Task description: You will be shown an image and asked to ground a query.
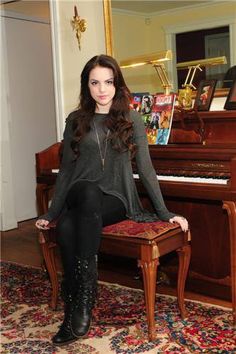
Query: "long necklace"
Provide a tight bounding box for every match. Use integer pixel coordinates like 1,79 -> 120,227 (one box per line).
93,121 -> 110,171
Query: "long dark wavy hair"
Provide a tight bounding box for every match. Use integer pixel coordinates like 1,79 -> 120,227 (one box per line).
71,54 -> 137,157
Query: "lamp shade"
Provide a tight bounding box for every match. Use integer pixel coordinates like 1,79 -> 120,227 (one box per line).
120,50 -> 172,69
176,56 -> 227,70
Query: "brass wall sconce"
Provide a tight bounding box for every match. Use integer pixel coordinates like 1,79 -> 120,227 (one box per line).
177,56 -> 227,109
71,6 -> 87,50
120,50 -> 173,95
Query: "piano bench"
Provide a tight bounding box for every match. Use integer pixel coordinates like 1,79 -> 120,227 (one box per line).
39,219 -> 191,342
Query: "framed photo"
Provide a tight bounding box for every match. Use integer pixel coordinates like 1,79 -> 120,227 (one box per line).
194,79 -> 217,111
224,80 -> 236,110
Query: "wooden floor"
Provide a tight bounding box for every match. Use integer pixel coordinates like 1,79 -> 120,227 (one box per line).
1,218 -> 232,309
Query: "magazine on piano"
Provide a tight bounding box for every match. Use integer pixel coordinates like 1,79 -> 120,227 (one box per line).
140,94 -> 154,129
130,92 -> 176,145
130,92 -> 149,113
130,93 -> 154,133
146,93 -> 176,145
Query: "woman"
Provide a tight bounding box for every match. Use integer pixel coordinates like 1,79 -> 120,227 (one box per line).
36,54 -> 188,346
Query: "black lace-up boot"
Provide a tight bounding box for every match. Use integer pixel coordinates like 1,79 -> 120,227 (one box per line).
52,282 -> 77,346
70,255 -> 98,338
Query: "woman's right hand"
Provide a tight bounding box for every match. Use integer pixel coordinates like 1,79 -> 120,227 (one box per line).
35,219 -> 50,230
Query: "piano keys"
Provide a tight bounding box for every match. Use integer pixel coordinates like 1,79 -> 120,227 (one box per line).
51,170 -> 229,184
133,174 -> 229,184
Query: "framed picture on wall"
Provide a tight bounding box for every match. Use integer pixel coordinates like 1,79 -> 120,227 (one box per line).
194,79 -> 217,111
224,80 -> 236,110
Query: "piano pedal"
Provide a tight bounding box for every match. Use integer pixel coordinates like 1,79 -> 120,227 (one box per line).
157,270 -> 170,285
133,269 -> 170,285
133,271 -> 141,280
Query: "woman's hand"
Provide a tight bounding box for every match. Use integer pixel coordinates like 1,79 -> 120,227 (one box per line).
35,219 -> 50,230
169,215 -> 189,232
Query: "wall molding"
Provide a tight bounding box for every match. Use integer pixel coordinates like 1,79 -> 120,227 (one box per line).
49,0 -> 65,141
111,1 -> 228,18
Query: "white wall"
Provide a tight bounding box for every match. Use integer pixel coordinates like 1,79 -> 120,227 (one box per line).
50,0 -> 106,139
1,12 -> 57,230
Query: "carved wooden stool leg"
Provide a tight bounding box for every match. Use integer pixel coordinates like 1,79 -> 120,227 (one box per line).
39,231 -> 59,310
139,257 -> 159,341
176,243 -> 191,318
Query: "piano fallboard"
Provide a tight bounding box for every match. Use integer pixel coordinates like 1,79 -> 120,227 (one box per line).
170,110 -> 236,145
148,144 -> 236,184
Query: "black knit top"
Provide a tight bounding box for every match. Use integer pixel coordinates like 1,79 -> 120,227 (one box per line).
41,110 -> 175,223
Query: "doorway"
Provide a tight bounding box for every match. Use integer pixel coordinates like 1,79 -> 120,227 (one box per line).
176,26 -> 230,88
1,1 -> 57,230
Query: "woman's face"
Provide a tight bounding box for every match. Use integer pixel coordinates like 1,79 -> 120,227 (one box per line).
88,65 -> 116,113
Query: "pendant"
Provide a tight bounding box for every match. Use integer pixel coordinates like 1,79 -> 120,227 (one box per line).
93,120 -> 109,172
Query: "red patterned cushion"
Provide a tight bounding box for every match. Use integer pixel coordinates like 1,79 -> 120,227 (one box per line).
102,220 -> 180,240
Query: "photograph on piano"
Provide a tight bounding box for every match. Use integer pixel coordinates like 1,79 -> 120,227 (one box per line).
193,79 -> 217,111
224,79 -> 236,110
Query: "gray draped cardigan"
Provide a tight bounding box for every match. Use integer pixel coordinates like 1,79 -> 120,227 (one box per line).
41,110 -> 175,223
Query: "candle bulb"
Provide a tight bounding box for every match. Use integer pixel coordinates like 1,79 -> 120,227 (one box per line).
74,6 -> 78,17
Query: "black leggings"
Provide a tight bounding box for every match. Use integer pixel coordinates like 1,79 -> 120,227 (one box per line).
56,180 -> 126,288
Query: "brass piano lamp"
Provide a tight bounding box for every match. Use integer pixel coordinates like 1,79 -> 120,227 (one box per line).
177,56 -> 227,109
120,50 -> 173,95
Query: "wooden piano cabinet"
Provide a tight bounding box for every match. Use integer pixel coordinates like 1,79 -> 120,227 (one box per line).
223,201 -> 236,326
165,198 -> 230,279
146,110 -> 236,325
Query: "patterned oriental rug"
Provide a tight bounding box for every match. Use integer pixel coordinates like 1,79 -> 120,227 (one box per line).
1,261 -> 236,354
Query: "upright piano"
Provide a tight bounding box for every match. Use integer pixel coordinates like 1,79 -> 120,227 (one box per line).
36,109 -> 236,323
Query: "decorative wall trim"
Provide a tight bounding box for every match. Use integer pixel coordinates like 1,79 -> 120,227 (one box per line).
49,0 -> 65,141
103,0 -> 114,56
111,1 -> 228,18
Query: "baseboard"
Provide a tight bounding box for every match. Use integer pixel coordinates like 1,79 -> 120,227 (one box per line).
0,213 -> 18,231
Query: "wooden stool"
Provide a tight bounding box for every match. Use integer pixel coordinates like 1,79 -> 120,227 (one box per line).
39,219 -> 191,341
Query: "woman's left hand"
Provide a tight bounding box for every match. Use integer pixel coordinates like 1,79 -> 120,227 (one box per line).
169,216 -> 189,232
